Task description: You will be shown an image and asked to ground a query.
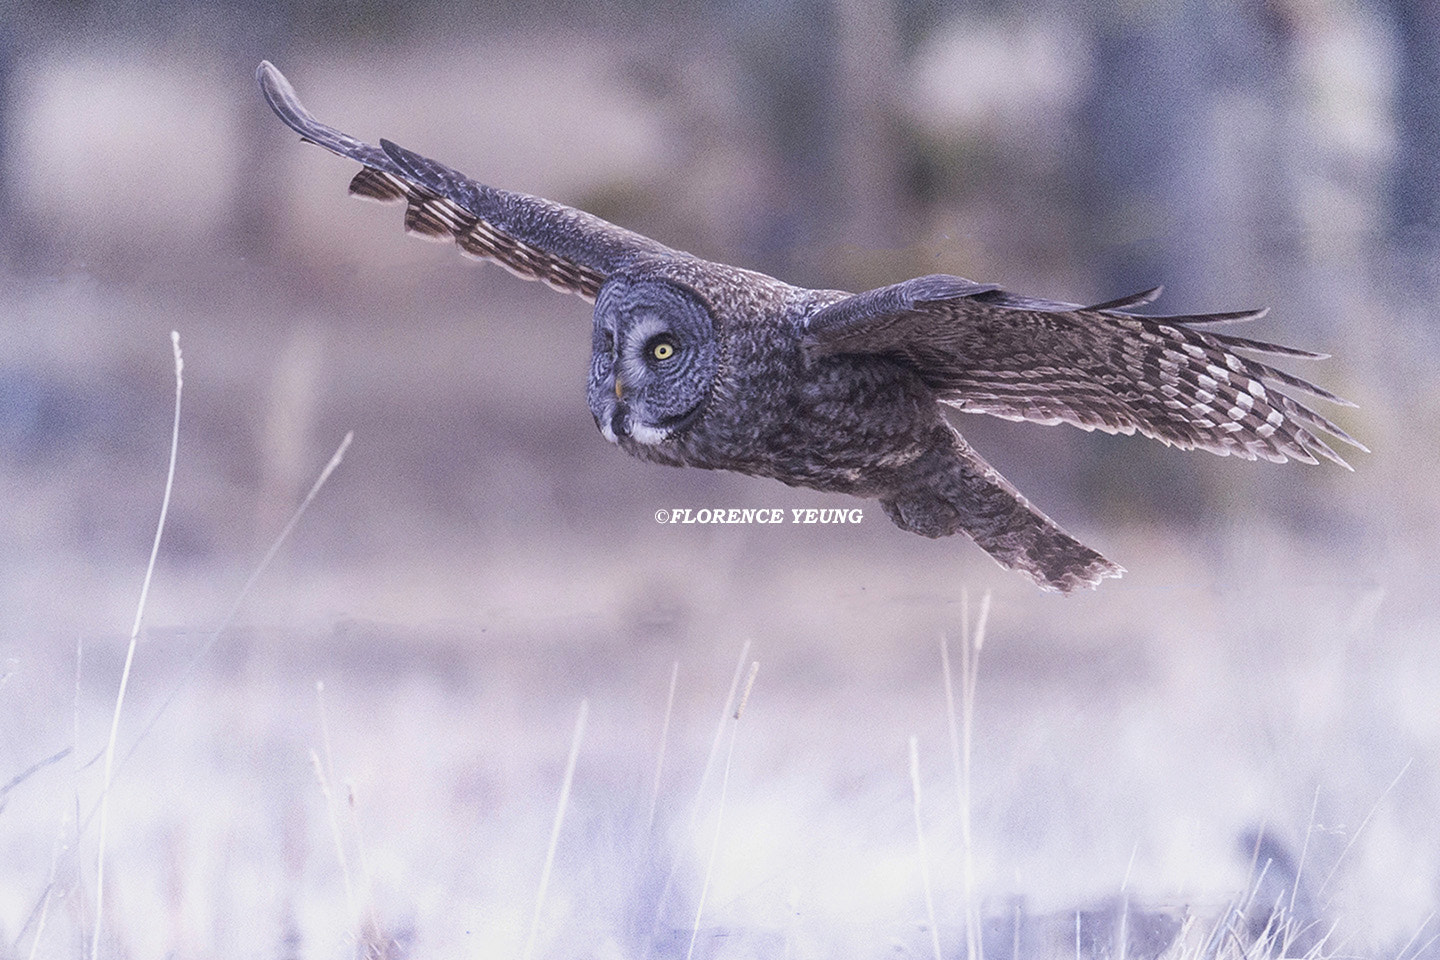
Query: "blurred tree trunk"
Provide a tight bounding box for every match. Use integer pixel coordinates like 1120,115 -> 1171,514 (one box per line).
0,22 -> 15,266
223,0 -> 292,260
1074,3 -> 1296,522
833,0 -> 904,251
723,0 -> 841,275
1387,1 -> 1440,293
1078,3 -> 1295,309
720,0 -> 904,282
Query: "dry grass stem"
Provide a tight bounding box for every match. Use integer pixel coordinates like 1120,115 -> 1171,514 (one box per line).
690,640 -> 753,835
647,661 -> 680,836
685,661 -> 759,960
309,746 -> 358,924
1293,787 -> 1319,914
735,660 -> 759,720
523,697 -> 589,960
0,747 -> 73,804
117,431 -> 354,777
1318,758 -> 1411,900
1282,785 -> 1322,957
943,588 -> 990,960
1118,842 -> 1138,960
647,641 -> 753,959
1392,911 -> 1435,960
19,808 -> 70,960
91,331 -> 183,960
910,736 -> 943,960
346,781 -> 380,937
311,680 -> 382,941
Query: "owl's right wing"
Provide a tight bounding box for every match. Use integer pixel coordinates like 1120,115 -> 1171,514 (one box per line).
257,61 -> 675,301
804,274 -> 1366,469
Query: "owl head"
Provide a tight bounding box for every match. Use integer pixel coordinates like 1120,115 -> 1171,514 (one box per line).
588,276 -> 720,446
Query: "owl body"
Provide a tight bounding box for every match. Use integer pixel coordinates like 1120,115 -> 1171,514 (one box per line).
590,261 -> 941,501
257,62 -> 1364,593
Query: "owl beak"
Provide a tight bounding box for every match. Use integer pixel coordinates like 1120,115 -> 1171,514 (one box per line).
614,375 -> 624,399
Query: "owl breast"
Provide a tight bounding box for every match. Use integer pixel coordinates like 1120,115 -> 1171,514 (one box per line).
689,340 -> 941,496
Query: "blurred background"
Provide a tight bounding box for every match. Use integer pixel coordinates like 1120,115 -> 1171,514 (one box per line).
1,1 -> 1438,958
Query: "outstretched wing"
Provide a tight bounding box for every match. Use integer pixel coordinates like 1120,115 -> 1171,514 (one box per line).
257,61 -> 675,301
804,275 -> 1366,469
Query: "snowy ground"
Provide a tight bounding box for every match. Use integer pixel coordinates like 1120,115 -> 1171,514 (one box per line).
1,294 -> 1434,957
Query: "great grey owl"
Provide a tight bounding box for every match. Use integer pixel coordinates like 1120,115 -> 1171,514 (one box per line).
257,61 -> 1363,593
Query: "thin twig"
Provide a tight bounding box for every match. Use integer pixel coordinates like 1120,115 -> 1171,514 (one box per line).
523,698 -> 588,960
941,630 -> 962,792
1310,918 -> 1345,960
91,331 -> 183,960
1292,785 -> 1319,916
734,661 -> 759,720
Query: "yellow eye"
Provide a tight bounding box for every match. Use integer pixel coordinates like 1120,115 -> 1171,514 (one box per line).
651,340 -> 675,361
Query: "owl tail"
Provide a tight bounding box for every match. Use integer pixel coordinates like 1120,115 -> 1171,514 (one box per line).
880,429 -> 1124,594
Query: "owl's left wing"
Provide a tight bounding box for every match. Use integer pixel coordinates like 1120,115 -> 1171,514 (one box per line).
257,61 -> 675,301
804,275 -> 1367,468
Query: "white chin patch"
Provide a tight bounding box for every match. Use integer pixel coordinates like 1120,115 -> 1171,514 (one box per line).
628,422 -> 671,446
598,415 -> 669,446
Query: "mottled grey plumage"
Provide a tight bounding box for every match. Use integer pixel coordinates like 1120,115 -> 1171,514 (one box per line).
257,61 -> 1365,593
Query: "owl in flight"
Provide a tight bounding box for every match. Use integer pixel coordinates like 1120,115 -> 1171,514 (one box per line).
257,61 -> 1363,593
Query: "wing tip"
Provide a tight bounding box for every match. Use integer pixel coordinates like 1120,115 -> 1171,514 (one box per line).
256,59 -> 324,142
1088,284 -> 1164,312
1040,556 -> 1126,595
256,60 -> 296,118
